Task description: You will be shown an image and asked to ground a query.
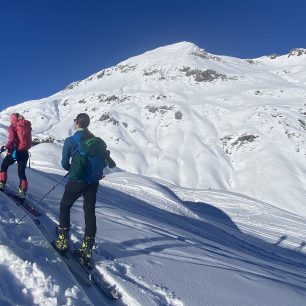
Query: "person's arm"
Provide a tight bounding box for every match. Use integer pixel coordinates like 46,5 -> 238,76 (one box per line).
5,126 -> 17,150
61,138 -> 72,171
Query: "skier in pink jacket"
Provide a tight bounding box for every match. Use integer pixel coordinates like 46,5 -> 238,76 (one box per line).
0,113 -> 32,199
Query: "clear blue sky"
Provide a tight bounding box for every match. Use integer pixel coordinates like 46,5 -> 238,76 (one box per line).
1,0 -> 305,109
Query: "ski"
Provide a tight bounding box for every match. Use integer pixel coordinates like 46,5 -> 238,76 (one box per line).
91,269 -> 122,299
1,190 -> 41,217
32,218 -> 91,286
52,242 -> 93,287
33,219 -> 121,300
72,252 -> 122,299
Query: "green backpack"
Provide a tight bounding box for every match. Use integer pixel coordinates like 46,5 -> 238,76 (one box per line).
69,135 -> 107,183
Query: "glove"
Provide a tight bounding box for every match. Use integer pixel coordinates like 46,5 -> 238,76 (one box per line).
105,150 -> 116,168
107,156 -> 117,168
0,146 -> 6,154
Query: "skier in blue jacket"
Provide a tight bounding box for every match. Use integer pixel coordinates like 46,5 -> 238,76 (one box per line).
54,113 -> 115,265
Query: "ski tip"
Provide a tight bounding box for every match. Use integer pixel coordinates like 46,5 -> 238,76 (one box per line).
111,288 -> 122,299
106,285 -> 122,300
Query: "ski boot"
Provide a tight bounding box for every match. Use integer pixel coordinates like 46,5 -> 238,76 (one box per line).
75,236 -> 95,266
17,187 -> 26,200
54,227 -> 69,253
17,179 -> 28,200
0,181 -> 5,191
0,172 -> 7,191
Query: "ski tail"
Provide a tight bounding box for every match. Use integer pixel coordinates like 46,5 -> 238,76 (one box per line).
1,190 -> 41,217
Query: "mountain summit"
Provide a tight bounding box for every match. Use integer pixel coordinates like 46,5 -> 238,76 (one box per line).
1,42 -> 306,215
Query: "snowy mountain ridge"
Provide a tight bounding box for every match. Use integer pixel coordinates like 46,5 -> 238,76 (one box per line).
1,41 -> 306,216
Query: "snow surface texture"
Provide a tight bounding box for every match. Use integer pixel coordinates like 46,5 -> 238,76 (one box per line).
0,149 -> 305,306
1,42 -> 306,216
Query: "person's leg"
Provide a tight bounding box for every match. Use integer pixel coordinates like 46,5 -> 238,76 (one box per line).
16,151 -> 29,197
77,182 -> 99,264
55,181 -> 86,251
0,155 -> 16,189
59,181 -> 85,229
83,182 -> 99,237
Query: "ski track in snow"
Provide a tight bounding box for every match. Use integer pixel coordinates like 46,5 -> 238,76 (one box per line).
99,176 -> 306,295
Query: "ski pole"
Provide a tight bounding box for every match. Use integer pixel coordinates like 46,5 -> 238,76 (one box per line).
15,173 -> 69,225
28,152 -> 31,168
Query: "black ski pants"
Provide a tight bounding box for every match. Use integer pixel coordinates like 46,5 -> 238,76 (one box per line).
1,151 -> 29,181
59,180 -> 99,237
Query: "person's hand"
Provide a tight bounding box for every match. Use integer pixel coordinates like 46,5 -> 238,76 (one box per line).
0,146 -> 6,154
105,150 -> 116,168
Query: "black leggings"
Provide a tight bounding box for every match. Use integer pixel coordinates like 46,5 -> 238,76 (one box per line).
59,180 -> 99,237
1,151 -> 29,181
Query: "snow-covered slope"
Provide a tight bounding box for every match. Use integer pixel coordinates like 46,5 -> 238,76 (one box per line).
1,42 -> 306,216
0,153 -> 305,306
